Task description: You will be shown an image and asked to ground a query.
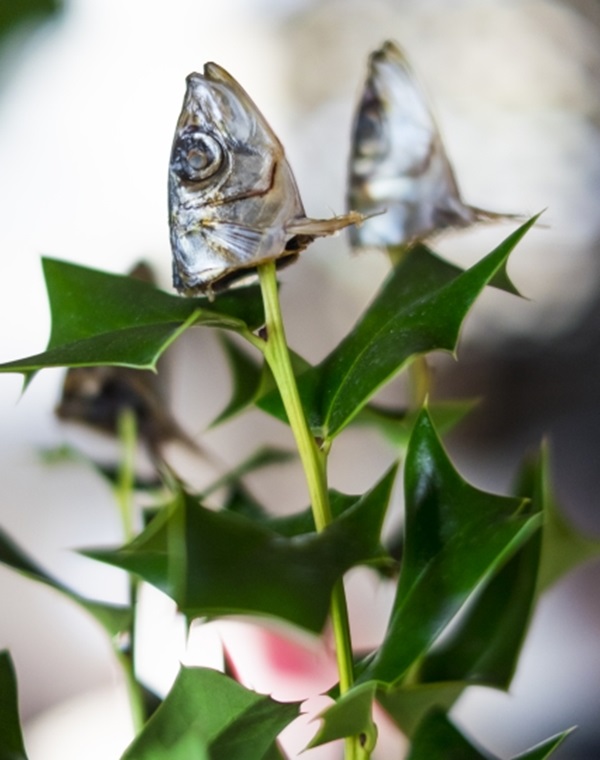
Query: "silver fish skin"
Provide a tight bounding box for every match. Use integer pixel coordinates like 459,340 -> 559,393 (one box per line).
169,62 -> 362,295
348,41 -> 509,250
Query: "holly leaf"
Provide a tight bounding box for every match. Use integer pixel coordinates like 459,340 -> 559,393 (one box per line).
120,667 -> 299,760
84,466 -> 397,633
259,218 -> 536,439
359,407 -> 540,685
415,447 -> 545,690
313,419 -> 544,744
308,683 -> 378,751
0,258 -> 264,378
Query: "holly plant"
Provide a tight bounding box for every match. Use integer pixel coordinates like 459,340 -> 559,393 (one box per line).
0,53 -> 598,760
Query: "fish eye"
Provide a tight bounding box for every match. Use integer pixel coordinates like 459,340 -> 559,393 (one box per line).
172,127 -> 225,181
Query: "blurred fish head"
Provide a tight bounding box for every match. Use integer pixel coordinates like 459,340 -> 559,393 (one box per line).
168,62 -> 307,295
56,365 -> 141,436
348,41 -> 473,250
56,364 -> 197,458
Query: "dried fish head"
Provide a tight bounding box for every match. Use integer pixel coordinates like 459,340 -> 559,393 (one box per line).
169,62 -> 362,295
348,41 -> 506,250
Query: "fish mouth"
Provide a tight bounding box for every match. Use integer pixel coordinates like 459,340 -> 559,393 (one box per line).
184,70 -> 217,103
203,61 -> 237,86
182,63 -> 258,144
365,40 -> 411,111
184,62 -> 235,88
181,72 -> 215,123
368,40 -> 410,89
370,40 -> 404,67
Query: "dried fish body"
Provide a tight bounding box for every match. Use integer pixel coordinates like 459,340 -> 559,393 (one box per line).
169,62 -> 362,295
348,40 -> 511,250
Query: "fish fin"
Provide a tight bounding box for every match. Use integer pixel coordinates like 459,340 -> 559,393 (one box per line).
203,222 -> 267,264
286,210 -> 365,238
463,206 -> 544,229
467,206 -> 527,223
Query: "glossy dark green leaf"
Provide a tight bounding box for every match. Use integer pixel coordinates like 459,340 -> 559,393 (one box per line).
415,534 -> 539,681
405,710 -> 488,759
84,466 -> 397,633
261,219 -> 536,438
359,407 -> 541,685
379,527 -> 541,735
0,258 -> 264,376
416,448 -> 544,690
308,683 -> 378,750
387,241 -> 523,298
0,528 -> 131,637
324,446 -> 552,739
120,667 -> 299,760
0,651 -> 28,760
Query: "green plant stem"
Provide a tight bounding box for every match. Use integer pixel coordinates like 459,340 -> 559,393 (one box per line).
389,243 -> 431,415
116,410 -> 145,734
116,410 -> 137,542
257,262 -> 363,758
257,264 -> 331,531
408,356 -> 430,410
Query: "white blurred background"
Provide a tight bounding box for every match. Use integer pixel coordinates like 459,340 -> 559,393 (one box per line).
1,0 -> 600,758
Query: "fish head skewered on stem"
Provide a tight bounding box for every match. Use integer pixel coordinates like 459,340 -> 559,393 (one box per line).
348,40 -> 520,252
169,62 -> 362,296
